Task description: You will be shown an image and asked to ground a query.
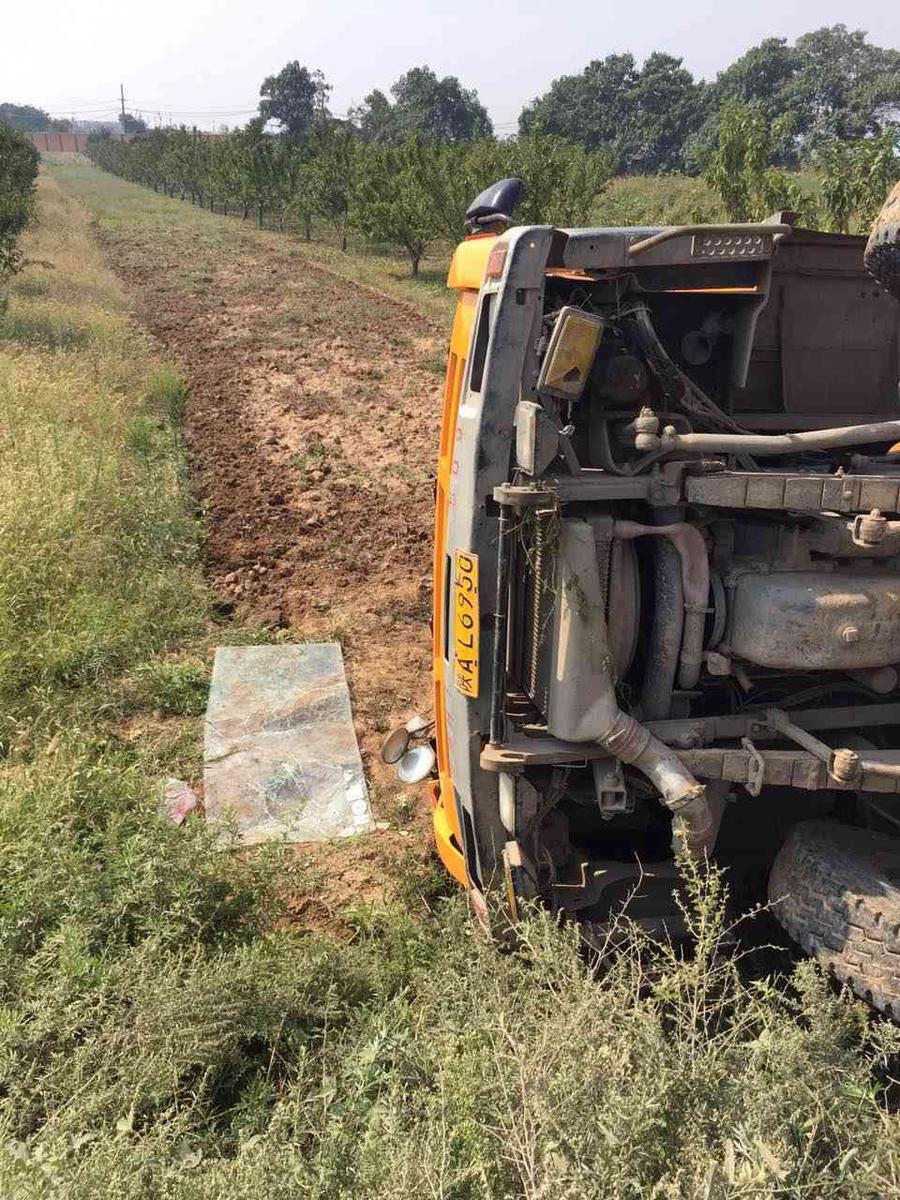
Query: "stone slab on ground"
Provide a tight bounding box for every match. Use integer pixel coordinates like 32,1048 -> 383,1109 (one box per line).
204,643 -> 372,844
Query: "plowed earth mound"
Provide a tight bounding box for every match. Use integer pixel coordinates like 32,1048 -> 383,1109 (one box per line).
92,206 -> 450,906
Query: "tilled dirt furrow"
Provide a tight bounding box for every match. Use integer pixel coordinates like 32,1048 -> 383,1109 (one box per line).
96,218 -> 447,794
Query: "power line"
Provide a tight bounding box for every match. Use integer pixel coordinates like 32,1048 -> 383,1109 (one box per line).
44,104 -> 129,114
127,103 -> 260,114
43,92 -> 521,130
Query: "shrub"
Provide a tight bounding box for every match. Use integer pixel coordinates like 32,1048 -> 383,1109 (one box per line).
0,124 -> 39,281
817,130 -> 899,233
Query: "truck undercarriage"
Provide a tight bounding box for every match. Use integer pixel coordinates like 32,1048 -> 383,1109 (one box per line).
428,187 -> 900,1012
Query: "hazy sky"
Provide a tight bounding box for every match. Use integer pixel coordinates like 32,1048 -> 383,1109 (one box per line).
4,0 -> 899,130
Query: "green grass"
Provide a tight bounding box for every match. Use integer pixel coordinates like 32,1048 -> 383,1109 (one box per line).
0,175 -> 209,749
3,167 -> 900,1199
592,174 -> 726,227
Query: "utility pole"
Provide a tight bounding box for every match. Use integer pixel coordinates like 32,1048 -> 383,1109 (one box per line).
119,83 -> 126,123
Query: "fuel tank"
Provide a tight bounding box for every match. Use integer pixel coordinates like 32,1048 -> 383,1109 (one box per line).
729,570 -> 900,670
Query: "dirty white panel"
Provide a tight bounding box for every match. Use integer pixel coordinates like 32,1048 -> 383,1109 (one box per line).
204,643 -> 372,844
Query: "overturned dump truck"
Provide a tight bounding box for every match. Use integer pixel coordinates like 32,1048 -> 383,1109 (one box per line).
415,178 -> 900,1013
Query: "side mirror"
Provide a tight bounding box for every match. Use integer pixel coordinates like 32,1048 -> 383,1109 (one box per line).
465,177 -> 524,234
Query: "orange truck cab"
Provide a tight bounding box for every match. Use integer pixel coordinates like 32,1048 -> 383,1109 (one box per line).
417,177 -> 900,1008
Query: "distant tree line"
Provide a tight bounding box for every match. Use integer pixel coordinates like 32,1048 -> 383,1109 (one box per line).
6,23 -> 899,174
248,28 -> 898,172
0,102 -> 147,136
0,103 -> 74,133
520,25 -> 900,173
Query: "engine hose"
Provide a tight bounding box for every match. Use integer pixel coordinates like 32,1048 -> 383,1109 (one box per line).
612,520 -> 709,691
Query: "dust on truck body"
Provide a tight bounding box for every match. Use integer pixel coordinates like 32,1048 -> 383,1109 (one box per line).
427,178 -> 900,1011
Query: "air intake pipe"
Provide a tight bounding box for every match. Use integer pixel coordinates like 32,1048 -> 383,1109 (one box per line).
546,519 -> 714,858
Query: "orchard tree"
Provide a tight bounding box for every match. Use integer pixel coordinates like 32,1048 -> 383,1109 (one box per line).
285,149 -> 320,240
312,124 -> 356,249
704,101 -> 811,222
259,62 -> 330,141
429,140 -> 505,239
351,135 -> 442,275
818,131 -> 899,232
130,127 -> 171,192
0,124 -> 39,279
429,135 -> 613,241
162,126 -> 205,203
505,136 -> 614,226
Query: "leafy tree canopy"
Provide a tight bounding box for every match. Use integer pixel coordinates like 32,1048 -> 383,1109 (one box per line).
351,134 -> 442,275
711,38 -> 801,121
701,26 -> 900,158
788,25 -> 900,143
258,61 -> 331,141
519,52 -> 705,173
351,66 -> 492,143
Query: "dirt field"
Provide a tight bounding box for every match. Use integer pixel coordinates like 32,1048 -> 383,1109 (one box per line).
140,220 -> 435,735
50,166 -> 453,907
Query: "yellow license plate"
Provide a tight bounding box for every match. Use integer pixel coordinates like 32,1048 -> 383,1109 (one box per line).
453,549 -> 480,698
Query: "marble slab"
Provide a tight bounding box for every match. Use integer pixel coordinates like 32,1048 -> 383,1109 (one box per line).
204,643 -> 372,844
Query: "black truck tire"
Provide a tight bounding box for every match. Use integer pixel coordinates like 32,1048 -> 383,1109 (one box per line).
768,820 -> 900,1017
865,180 -> 900,299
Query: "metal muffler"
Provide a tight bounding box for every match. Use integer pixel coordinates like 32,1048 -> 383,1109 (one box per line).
546,519 -> 715,858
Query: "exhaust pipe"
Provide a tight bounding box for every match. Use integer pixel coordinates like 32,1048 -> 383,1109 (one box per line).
546,519 -> 715,858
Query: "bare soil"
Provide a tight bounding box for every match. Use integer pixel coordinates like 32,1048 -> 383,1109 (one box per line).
92,207 -> 450,904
